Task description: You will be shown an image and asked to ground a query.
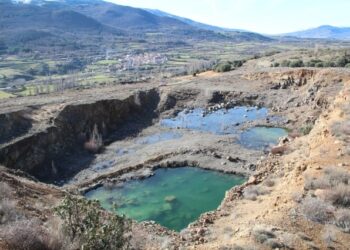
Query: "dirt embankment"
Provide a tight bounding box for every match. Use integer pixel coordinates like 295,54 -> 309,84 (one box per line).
183,75 -> 350,250
0,110 -> 32,144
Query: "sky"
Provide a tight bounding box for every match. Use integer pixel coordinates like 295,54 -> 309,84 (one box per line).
107,0 -> 350,34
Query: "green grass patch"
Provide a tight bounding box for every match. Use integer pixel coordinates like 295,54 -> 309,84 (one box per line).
95,60 -> 119,66
0,90 -> 15,99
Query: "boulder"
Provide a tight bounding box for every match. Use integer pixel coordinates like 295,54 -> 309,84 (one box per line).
271,145 -> 287,155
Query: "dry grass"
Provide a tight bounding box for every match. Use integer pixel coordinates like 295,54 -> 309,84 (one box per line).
322,225 -> 337,248
300,197 -> 334,224
0,183 -> 12,200
252,226 -> 285,248
331,121 -> 350,143
291,191 -> 303,203
304,167 -> 350,190
252,226 -> 276,244
0,219 -> 50,250
0,216 -> 74,250
324,184 -> 350,207
0,199 -> 24,224
334,209 -> 350,233
263,178 -> 275,187
243,185 -> 270,201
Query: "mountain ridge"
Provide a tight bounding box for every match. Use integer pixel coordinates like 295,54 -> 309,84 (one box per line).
2,0 -> 273,44
284,25 -> 350,40
144,8 -> 246,33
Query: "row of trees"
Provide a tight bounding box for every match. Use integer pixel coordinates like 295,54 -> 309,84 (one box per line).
213,60 -> 246,73
272,55 -> 350,68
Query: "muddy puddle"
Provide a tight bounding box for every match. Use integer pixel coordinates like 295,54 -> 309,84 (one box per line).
86,167 -> 245,231
160,106 -> 268,135
239,127 -> 288,150
136,131 -> 182,145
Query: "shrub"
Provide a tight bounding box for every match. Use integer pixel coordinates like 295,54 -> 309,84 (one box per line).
335,56 -> 348,67
232,60 -> 245,68
300,197 -> 334,224
0,219 -> 51,250
252,226 -> 277,245
280,60 -> 291,67
292,192 -> 303,203
322,225 -> 337,248
345,63 -> 350,68
334,209 -> 350,233
55,194 -> 130,250
265,239 -> 284,249
332,121 -> 350,143
290,60 -> 304,68
304,167 -> 350,191
304,175 -> 330,190
218,245 -> 247,250
324,61 -> 336,67
323,167 -> 350,186
84,124 -> 103,153
243,185 -> 269,201
0,199 -> 24,224
324,184 -> 350,207
252,226 -> 285,248
263,178 -> 275,187
306,61 -> 315,67
306,59 -> 324,67
214,62 -> 232,72
0,183 -> 12,200
315,62 -> 325,68
299,123 -> 313,135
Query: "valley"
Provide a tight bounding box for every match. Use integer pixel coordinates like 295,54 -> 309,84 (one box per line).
0,0 -> 350,249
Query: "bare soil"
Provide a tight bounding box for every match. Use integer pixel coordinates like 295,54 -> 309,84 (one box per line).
1,55 -> 349,249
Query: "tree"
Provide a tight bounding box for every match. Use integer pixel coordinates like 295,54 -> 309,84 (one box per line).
290,60 -> 304,67
232,60 -> 245,68
315,62 -> 324,68
280,60 -> 291,67
214,61 -> 232,72
55,194 -> 130,250
336,56 -> 348,67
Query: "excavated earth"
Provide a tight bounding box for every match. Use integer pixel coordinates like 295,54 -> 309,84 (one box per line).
0,59 -> 350,249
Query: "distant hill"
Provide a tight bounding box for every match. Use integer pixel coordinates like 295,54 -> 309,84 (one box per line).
68,1 -> 191,31
284,25 -> 350,40
144,9 -> 246,32
2,0 -> 273,45
1,2 -> 103,32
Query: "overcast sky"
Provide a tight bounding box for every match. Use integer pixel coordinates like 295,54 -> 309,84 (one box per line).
107,0 -> 350,34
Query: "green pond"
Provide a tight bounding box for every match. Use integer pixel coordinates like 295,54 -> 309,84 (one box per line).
86,167 -> 245,231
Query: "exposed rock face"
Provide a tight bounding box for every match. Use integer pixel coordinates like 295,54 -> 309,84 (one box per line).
0,89 -> 160,182
0,110 -> 32,144
208,91 -> 259,106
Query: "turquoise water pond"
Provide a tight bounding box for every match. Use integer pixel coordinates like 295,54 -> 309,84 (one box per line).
86,167 -> 245,231
239,127 -> 288,150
